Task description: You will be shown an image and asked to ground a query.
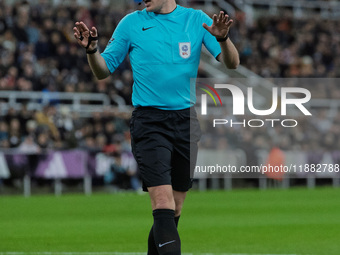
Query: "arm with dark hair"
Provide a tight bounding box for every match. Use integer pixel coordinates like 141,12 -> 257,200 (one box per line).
216,38 -> 239,69
203,11 -> 239,69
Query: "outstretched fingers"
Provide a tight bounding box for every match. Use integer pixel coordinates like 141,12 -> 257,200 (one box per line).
73,21 -> 92,47
90,26 -> 98,37
76,21 -> 89,33
222,14 -> 228,23
226,19 -> 233,29
203,12 -> 234,35
219,11 -> 224,22
73,27 -> 80,38
73,27 -> 84,44
217,12 -> 234,29
212,14 -> 218,25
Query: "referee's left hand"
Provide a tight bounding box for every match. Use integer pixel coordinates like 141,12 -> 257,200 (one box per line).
203,11 -> 233,40
73,21 -> 98,51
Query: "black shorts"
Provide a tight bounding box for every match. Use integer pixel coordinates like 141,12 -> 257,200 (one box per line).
130,106 -> 201,192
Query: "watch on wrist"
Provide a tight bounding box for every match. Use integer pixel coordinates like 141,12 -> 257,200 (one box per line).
86,48 -> 98,54
216,33 -> 229,42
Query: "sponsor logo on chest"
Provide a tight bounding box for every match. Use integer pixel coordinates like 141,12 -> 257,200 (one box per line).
179,42 -> 191,59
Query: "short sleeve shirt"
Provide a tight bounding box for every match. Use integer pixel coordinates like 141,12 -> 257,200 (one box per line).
101,5 -> 221,110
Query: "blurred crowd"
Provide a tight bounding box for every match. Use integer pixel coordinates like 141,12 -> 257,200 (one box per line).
0,0 -> 139,188
0,103 -> 132,151
233,11 -> 340,99
0,0 -> 134,105
0,103 -> 140,189
198,110 -> 340,151
201,7 -> 340,156
1,0 -> 340,164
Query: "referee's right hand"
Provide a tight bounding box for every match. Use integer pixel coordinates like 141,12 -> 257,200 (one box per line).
73,21 -> 98,51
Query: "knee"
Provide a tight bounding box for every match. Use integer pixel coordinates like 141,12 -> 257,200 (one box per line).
148,185 -> 175,210
154,198 -> 175,210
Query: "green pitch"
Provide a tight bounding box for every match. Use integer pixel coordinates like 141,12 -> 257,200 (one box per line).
0,187 -> 339,255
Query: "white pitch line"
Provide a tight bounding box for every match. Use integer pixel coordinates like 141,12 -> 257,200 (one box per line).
0,252 -> 301,255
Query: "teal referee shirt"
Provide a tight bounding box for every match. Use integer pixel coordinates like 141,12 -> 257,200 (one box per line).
101,5 -> 221,110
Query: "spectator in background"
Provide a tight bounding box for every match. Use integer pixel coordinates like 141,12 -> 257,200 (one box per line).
0,121 -> 9,144
8,118 -> 21,148
34,105 -> 60,141
18,135 -> 40,153
103,143 -> 140,191
25,120 -> 37,138
36,131 -> 51,150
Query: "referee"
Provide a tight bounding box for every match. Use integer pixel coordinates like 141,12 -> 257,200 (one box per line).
73,0 -> 239,254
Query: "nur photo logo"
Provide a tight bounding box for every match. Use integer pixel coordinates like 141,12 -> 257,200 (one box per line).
197,81 -> 312,128
197,82 -> 223,115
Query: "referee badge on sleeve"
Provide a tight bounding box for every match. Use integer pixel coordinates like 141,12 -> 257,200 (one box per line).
179,42 -> 191,59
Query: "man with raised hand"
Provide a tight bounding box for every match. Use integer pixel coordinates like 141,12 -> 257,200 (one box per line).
73,0 -> 239,254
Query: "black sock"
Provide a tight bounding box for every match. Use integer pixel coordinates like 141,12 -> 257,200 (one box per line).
148,215 -> 181,255
153,209 -> 181,255
148,225 -> 158,255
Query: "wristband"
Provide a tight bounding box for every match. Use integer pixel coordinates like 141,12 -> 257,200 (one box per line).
78,32 -> 98,49
86,48 -> 98,54
216,34 -> 229,42
86,35 -> 98,49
